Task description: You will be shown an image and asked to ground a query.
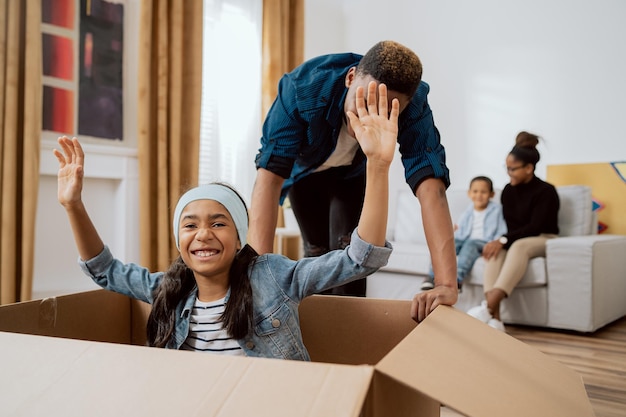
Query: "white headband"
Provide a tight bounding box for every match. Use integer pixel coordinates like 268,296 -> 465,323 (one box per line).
172,184 -> 248,250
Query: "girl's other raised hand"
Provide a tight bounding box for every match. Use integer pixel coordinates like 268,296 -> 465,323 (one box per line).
346,81 -> 399,167
53,136 -> 85,208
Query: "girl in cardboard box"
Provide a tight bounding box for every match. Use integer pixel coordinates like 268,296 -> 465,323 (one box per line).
54,82 -> 396,360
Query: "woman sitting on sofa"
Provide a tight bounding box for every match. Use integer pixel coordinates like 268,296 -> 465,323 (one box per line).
467,131 -> 560,331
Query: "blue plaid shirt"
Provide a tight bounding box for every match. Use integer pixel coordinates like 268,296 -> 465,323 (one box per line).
255,53 -> 450,203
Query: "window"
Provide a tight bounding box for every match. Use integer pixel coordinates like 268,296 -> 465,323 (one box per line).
199,0 -> 262,203
41,0 -> 125,143
41,0 -> 76,136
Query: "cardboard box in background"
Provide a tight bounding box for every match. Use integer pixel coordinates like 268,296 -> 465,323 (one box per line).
0,290 -> 595,417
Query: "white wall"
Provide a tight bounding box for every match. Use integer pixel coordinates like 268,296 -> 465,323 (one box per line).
35,142 -> 139,299
305,0 -> 626,192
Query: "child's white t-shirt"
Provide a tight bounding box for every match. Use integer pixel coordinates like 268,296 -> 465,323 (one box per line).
469,209 -> 486,240
181,296 -> 244,356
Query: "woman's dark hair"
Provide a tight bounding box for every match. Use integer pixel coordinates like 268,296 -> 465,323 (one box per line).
510,131 -> 541,167
470,176 -> 494,192
146,183 -> 257,348
357,40 -> 422,97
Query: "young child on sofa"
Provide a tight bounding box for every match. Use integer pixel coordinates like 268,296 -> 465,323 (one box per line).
420,176 -> 507,292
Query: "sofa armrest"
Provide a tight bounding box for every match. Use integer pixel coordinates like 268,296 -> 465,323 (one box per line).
546,234 -> 626,332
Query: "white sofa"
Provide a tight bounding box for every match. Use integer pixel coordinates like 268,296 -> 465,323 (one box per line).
367,184 -> 626,332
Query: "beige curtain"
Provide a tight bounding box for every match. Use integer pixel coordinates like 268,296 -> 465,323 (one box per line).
262,0 -> 304,118
137,0 -> 203,272
262,0 -> 304,235
0,0 -> 41,305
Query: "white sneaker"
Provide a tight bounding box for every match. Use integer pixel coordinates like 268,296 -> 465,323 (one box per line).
467,301 -> 492,323
487,318 -> 506,332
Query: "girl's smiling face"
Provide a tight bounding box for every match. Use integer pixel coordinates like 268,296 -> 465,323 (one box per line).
177,199 -> 241,281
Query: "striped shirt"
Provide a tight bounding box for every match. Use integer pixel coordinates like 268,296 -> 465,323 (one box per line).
181,297 -> 244,356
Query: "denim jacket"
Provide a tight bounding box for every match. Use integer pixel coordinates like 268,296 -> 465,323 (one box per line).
454,201 -> 507,242
79,229 -> 391,361
255,53 -> 450,203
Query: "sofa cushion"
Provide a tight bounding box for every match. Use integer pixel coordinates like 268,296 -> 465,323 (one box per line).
392,185 -> 594,243
556,185 -> 594,236
383,241 -> 431,275
393,190 -> 425,244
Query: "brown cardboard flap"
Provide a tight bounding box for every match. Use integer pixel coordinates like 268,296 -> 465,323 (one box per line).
376,306 -> 595,417
0,331 -> 374,417
300,295 -> 417,365
0,290 -> 131,344
365,371 -> 439,417
130,298 -> 151,346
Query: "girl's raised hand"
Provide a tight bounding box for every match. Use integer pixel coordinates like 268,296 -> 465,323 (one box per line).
346,81 -> 399,166
53,136 -> 85,207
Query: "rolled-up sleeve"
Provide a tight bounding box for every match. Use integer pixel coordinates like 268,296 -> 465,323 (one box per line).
255,75 -> 305,178
254,228 -> 392,300
347,229 -> 393,268
397,82 -> 450,192
78,245 -> 162,303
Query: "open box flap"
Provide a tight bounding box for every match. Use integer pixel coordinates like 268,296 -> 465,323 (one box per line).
0,331 -> 374,417
299,295 -> 417,365
375,306 -> 595,417
0,290 -> 131,343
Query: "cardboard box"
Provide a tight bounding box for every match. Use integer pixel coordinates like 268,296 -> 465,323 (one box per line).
0,290 -> 594,416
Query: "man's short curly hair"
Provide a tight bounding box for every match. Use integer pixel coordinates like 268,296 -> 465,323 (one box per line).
356,40 -> 422,97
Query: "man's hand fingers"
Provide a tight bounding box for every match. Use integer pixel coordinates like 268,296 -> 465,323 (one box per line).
389,97 -> 400,123
355,86 -> 368,118
411,287 -> 458,323
367,81 -> 378,115
377,83 -> 388,118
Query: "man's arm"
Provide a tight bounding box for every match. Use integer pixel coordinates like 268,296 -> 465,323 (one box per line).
411,177 -> 458,322
247,168 -> 285,254
419,178 -> 457,287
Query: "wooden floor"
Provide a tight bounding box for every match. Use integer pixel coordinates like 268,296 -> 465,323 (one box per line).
441,316 -> 626,417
